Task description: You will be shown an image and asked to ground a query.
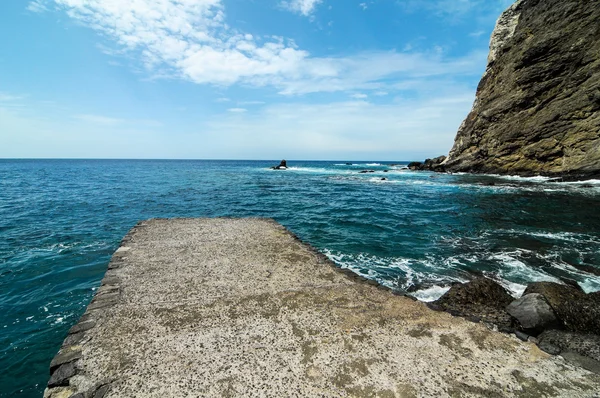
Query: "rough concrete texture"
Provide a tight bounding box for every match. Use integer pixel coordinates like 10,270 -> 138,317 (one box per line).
45,218 -> 600,397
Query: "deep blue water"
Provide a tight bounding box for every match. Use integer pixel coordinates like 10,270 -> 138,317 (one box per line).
1,159 -> 600,396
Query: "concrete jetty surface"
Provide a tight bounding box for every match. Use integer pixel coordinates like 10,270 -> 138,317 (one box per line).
45,218 -> 600,397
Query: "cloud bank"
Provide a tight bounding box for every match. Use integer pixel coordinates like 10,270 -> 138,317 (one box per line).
33,0 -> 485,95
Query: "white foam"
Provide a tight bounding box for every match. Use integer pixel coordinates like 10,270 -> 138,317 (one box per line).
579,279 -> 600,294
410,285 -> 451,302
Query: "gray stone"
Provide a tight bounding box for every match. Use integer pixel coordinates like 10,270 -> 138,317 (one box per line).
47,362 -> 76,387
538,329 -> 600,362
514,331 -> 529,342
524,282 -> 600,334
506,293 -> 558,333
49,346 -> 82,373
69,320 -> 96,335
560,351 -> 600,375
94,384 -> 110,398
538,341 -> 561,355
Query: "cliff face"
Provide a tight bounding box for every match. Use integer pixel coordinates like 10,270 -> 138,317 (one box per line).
444,0 -> 600,178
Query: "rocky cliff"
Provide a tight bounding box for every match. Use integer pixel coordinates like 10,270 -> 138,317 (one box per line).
444,0 -> 600,178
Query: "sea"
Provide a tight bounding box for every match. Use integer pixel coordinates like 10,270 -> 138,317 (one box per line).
1,159 -> 600,397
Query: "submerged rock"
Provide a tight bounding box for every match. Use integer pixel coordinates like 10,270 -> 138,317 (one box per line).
444,0 -> 600,178
506,293 -> 559,334
524,282 -> 600,334
431,277 -> 515,331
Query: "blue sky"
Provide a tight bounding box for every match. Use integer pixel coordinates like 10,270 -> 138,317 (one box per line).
0,0 -> 513,160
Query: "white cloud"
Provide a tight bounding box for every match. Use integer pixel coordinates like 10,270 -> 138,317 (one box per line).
281,0 -> 323,16
27,0 -> 48,13
351,93 -> 368,99
359,3 -> 368,11
238,101 -> 265,105
400,0 -> 514,21
73,114 -> 124,125
227,108 -> 247,113
31,0 -> 486,95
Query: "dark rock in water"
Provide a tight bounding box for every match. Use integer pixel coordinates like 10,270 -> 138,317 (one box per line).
506,293 -> 559,334
359,170 -> 375,174
408,156 -> 447,172
432,277 -> 515,331
381,178 -> 387,181
272,160 -> 287,170
537,329 -> 600,363
407,162 -> 423,171
345,163 -> 352,165
422,156 -> 447,172
444,0 -> 600,179
383,170 -> 389,173
524,282 -> 600,334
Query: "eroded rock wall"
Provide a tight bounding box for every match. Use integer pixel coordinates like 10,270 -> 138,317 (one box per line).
444,0 -> 600,178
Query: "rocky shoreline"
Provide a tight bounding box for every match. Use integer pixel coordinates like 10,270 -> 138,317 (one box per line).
427,277 -> 600,374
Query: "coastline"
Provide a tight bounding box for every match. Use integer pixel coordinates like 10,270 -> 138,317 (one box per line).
44,218 -> 600,397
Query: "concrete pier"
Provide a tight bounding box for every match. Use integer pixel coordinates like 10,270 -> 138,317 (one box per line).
45,218 -> 600,397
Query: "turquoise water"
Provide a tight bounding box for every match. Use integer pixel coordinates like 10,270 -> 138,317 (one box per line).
1,159 -> 600,396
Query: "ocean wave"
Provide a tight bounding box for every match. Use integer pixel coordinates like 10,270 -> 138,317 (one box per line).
410,285 -> 451,302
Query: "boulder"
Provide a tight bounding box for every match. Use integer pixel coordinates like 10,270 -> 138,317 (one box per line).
524,282 -> 600,334
538,329 -> 600,363
506,293 -> 559,334
407,162 -> 423,171
431,277 -> 515,331
422,156 -> 447,172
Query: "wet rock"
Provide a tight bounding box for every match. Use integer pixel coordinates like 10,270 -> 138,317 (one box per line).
537,329 -> 600,363
506,293 -> 559,334
524,282 -> 600,334
432,277 -> 515,331
271,160 -> 287,170
358,170 -> 375,173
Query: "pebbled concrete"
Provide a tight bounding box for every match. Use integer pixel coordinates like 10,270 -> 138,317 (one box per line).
45,218 -> 600,397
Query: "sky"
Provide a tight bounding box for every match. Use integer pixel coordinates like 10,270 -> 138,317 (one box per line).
0,0 -> 514,160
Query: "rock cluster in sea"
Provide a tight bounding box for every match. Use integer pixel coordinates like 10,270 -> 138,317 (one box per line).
441,0 -> 600,178
428,278 -> 600,373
